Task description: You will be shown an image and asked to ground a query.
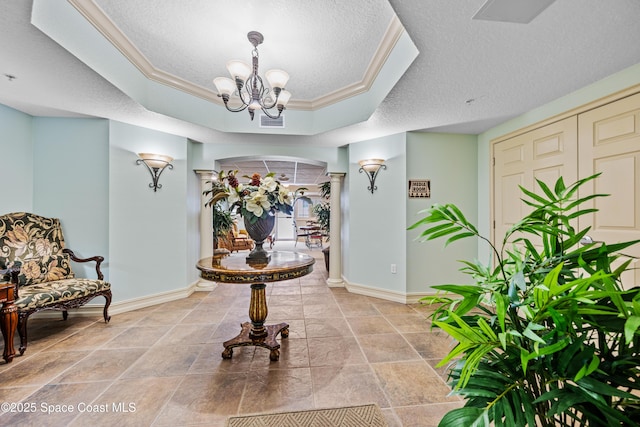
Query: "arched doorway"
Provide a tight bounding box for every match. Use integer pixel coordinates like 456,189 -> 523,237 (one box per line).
197,155 -> 344,287
216,156 -> 329,243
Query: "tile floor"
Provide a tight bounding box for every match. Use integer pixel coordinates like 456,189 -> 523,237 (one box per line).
0,245 -> 462,426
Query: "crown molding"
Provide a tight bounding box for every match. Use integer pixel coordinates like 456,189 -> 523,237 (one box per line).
289,15 -> 404,111
69,0 -> 404,111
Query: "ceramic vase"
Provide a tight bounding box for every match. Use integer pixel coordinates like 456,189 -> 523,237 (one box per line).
244,214 -> 275,264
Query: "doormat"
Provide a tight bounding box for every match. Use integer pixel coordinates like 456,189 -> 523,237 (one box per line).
225,403 -> 387,427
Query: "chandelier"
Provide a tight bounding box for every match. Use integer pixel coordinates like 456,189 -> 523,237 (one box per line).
213,31 -> 291,121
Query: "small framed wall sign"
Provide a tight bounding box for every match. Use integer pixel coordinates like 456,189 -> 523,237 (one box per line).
408,179 -> 431,198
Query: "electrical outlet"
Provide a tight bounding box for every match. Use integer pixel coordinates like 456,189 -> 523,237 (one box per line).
390,264 -> 397,274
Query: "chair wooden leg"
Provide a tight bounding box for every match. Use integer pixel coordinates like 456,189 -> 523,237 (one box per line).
103,291 -> 112,323
17,312 -> 29,355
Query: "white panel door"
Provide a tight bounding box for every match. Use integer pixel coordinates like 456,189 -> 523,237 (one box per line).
578,92 -> 640,287
493,117 -> 578,250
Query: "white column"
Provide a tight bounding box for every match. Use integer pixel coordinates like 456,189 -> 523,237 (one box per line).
327,173 -> 345,287
195,170 -> 216,290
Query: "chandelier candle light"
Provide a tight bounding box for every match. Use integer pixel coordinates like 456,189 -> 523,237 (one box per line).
213,31 -> 291,121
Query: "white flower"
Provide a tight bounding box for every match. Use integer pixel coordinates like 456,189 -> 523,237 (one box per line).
218,172 -> 295,222
278,187 -> 292,205
245,190 -> 271,218
227,188 -> 241,205
260,176 -> 277,192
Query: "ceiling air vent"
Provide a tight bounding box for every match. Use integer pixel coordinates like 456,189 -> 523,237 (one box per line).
259,114 -> 285,128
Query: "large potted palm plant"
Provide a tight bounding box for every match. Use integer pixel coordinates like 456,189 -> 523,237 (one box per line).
409,174 -> 640,426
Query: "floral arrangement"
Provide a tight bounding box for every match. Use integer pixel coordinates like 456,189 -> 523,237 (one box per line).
209,170 -> 294,224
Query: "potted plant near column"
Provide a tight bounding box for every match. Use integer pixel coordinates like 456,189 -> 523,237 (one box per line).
409,174 -> 640,426
211,204 -> 234,254
204,175 -> 234,255
313,180 -> 331,271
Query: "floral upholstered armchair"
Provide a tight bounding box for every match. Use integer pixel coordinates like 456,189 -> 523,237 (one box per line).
0,212 -> 112,357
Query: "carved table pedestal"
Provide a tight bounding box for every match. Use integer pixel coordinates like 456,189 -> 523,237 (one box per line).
197,251 -> 314,361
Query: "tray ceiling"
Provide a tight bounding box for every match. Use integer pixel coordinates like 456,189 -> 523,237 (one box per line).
31,0 -> 418,135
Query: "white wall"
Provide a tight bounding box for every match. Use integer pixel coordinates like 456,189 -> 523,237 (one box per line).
0,104 -> 33,213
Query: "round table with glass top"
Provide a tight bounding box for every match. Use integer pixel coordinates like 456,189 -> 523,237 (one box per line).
196,251 -> 315,361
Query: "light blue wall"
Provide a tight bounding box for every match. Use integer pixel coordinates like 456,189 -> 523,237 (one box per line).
3,60 -> 638,307
0,107 -> 197,305
406,132 -> 478,293
344,132 -> 478,297
187,139 -> 203,285
346,133 -> 407,293
108,121 -> 190,302
32,117 -> 110,279
0,105 -> 33,213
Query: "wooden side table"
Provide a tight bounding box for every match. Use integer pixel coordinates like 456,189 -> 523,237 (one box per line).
0,277 -> 18,363
197,251 -> 315,361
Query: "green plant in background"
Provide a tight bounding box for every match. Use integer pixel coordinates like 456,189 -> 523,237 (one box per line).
203,172 -> 234,250
409,174 -> 640,426
312,180 -> 331,237
211,205 -> 234,247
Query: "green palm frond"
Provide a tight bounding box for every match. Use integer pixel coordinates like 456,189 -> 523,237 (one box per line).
411,174 -> 640,426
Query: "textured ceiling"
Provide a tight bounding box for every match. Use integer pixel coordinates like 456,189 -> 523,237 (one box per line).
1,0 -> 640,148
93,0 -> 394,101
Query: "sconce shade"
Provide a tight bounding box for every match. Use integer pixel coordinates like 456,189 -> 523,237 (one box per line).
138,153 -> 173,169
136,153 -> 174,192
358,159 -> 386,194
358,159 -> 385,173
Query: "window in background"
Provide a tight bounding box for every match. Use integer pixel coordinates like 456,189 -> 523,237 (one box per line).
296,198 -> 312,218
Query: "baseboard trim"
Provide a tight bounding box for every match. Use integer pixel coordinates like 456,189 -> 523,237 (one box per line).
344,281 -> 434,304
405,292 -> 434,304
29,282 -> 199,318
28,280 -> 435,320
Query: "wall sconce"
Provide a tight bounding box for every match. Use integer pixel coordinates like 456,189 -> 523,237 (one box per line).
136,153 -> 173,192
358,159 -> 386,193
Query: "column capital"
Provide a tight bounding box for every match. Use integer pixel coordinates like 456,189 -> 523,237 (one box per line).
195,169 -> 216,180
